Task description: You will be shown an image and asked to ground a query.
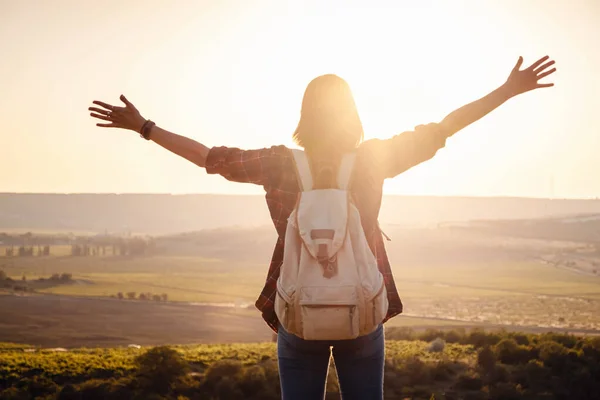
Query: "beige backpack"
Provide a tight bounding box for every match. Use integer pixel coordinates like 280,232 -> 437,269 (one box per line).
275,149 -> 389,340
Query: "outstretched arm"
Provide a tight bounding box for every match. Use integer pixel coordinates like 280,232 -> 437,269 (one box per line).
440,55 -> 556,137
89,95 -> 210,167
374,55 -> 557,179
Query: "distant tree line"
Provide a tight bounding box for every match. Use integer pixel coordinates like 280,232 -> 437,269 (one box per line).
112,291 -> 168,302
0,232 -> 65,247
4,246 -> 50,257
0,270 -> 73,292
70,237 -> 157,257
1,231 -> 159,258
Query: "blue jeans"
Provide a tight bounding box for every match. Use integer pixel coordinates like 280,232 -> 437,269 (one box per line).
277,323 -> 385,400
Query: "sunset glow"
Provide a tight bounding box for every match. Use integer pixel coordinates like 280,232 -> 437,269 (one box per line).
1,0 -> 598,198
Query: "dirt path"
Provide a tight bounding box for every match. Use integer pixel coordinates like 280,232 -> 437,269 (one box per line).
0,293 -> 272,348
2,293 -> 598,349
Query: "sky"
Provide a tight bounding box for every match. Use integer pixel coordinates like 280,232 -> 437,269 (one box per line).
1,0 -> 599,198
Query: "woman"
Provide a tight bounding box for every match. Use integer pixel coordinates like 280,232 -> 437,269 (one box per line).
89,55 -> 555,399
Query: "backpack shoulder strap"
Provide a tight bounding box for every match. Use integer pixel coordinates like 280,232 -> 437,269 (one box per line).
291,149 -> 313,191
337,153 -> 356,190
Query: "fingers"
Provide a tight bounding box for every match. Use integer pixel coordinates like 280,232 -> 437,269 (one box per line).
527,55 -> 550,71
88,107 -> 110,116
537,68 -> 556,80
92,100 -> 115,111
512,56 -> 524,72
120,94 -> 136,109
536,83 -> 554,88
96,122 -> 122,128
90,112 -> 112,121
534,60 -> 555,74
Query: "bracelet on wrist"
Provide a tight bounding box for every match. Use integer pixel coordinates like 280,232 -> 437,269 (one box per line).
139,120 -> 155,140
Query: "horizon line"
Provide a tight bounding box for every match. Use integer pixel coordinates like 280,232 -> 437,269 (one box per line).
1,192 -> 599,201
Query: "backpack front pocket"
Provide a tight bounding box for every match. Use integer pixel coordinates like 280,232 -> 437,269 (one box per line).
299,285 -> 359,340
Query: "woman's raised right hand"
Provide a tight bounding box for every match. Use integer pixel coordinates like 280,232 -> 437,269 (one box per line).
89,95 -> 146,133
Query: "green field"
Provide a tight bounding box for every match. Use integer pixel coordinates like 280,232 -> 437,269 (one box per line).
394,261 -> 600,297
1,253 -> 265,302
2,225 -> 600,342
3,251 -> 599,303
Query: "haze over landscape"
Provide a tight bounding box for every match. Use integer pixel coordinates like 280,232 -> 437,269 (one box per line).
2,1 -> 600,399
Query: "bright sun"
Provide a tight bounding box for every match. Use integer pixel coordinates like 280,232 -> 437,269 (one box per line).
160,1 -> 531,196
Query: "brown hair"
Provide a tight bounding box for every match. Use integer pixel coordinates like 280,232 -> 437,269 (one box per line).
292,74 -> 364,154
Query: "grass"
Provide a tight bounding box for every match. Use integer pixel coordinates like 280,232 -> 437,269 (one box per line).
1,254 -> 265,302
2,250 -> 600,303
395,261 -> 600,298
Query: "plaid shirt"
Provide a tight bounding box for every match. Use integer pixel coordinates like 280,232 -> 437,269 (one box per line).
206,123 -> 448,332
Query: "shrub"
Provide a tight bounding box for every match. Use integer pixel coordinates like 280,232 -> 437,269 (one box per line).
494,339 -> 533,365
430,361 -> 458,381
385,327 -> 415,341
444,329 -> 465,344
490,364 -> 510,384
76,379 -> 113,400
134,346 -> 188,395
396,357 -> 432,386
428,338 -> 446,353
521,360 -> 551,392
20,376 -> 59,399
465,329 -> 503,348
581,337 -> 600,359
418,329 -> 442,343
489,382 -> 522,400
477,345 -> 497,372
455,373 -> 483,391
509,333 -> 530,346
537,341 -> 568,373
238,365 -> 267,397
56,384 -> 78,400
202,359 -> 244,391
538,332 -> 578,349
0,387 -> 29,400
215,376 -> 244,400
462,392 -> 488,400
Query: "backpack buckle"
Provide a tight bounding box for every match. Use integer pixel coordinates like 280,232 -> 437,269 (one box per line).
318,244 -> 338,278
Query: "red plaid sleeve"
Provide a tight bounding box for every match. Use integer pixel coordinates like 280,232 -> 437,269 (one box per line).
205,145 -> 285,186
364,123 -> 448,179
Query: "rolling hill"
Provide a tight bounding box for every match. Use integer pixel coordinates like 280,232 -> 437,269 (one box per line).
2,193 -> 600,235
